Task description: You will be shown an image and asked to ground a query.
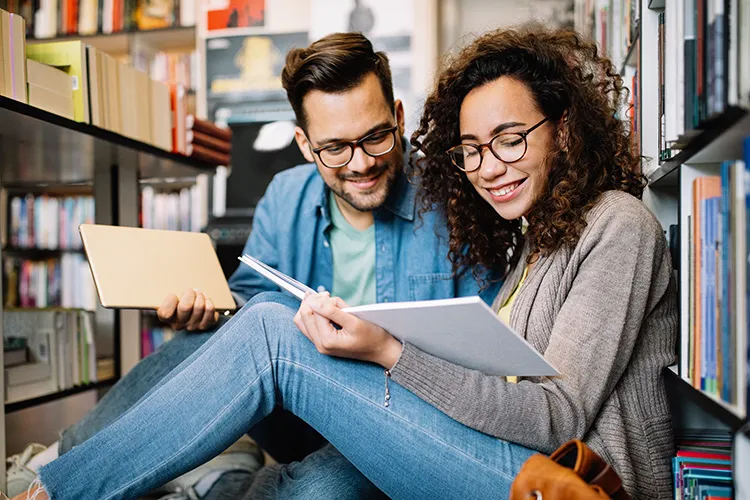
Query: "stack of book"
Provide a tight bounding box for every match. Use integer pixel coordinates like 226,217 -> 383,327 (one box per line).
684,150 -> 748,413
141,184 -> 203,232
3,309 -> 102,404
186,115 -> 232,166
2,0 -> 196,39
4,193 -> 95,250
2,253 -> 98,310
672,428 -> 733,499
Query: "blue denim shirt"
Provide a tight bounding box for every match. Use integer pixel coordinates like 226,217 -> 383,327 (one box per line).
227,163 -> 499,306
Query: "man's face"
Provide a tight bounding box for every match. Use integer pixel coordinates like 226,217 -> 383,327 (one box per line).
294,73 -> 405,213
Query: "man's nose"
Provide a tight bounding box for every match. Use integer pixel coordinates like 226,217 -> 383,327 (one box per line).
346,146 -> 377,174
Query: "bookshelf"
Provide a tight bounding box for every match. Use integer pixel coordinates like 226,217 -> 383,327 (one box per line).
576,0 -> 749,494
26,26 -> 197,56
0,81 -> 215,492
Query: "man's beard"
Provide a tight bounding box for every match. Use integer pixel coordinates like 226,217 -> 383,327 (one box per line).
330,161 -> 399,212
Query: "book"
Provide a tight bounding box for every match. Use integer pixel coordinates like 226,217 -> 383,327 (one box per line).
26,40 -> 90,123
237,254 -> 558,377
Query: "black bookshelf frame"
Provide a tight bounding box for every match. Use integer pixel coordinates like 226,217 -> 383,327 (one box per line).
5,379 -> 117,413
648,106 -> 749,187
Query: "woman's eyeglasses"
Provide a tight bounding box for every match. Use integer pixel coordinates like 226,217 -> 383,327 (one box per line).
312,126 -> 399,169
445,117 -> 549,172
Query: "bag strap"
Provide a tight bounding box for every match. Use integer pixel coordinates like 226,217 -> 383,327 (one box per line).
549,440 -> 630,499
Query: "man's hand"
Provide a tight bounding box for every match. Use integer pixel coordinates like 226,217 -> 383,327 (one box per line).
293,293 -> 403,369
157,289 -> 219,332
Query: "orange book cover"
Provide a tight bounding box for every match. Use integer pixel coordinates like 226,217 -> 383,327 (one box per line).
692,176 -> 721,387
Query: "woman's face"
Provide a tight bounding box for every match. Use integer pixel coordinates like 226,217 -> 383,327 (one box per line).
458,76 -> 556,221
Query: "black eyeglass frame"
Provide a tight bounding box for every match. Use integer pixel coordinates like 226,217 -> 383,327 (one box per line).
446,117 -> 549,172
310,125 -> 399,169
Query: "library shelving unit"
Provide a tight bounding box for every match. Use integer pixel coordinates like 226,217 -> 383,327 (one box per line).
0,93 -> 216,490
26,25 -> 197,57
576,0 -> 750,492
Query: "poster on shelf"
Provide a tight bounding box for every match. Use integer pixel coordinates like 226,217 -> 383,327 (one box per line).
205,31 -> 308,123
309,0 -> 415,132
205,0 -> 265,32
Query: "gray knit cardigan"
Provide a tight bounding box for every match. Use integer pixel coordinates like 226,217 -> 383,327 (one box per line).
390,190 -> 678,499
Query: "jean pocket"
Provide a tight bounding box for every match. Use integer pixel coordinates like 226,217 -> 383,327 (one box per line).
409,273 -> 454,301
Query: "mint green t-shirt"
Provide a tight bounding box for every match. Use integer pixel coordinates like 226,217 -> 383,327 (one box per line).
328,192 -> 376,306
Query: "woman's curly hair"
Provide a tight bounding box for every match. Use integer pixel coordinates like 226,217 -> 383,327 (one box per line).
411,25 -> 646,282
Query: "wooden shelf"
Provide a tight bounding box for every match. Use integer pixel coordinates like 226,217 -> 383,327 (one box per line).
0,96 -> 216,184
648,106 -> 750,187
26,26 -> 196,56
664,366 -> 746,432
5,379 -> 117,414
1,247 -> 84,257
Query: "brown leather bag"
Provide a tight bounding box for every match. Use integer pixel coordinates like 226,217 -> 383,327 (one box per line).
509,440 -> 631,500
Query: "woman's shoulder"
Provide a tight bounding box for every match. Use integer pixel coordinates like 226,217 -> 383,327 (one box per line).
582,190 -> 665,244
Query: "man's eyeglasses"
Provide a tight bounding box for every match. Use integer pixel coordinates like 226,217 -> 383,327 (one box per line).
311,126 -> 399,169
445,117 -> 549,172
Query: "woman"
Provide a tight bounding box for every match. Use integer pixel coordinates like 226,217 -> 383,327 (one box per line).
16,26 -> 676,500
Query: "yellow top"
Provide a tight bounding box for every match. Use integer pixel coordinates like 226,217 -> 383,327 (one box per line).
497,265 -> 528,383
497,265 -> 528,325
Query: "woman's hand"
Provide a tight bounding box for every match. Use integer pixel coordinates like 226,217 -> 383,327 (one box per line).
293,293 -> 403,369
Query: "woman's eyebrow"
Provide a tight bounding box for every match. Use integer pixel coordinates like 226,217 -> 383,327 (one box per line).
459,121 -> 526,141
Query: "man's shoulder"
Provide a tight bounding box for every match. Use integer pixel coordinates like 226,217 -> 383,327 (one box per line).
270,163 -> 320,187
264,163 -> 323,203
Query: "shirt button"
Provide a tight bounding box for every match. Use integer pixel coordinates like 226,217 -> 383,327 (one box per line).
323,240 -> 330,248
381,245 -> 386,252
383,297 -> 389,302
317,286 -> 326,293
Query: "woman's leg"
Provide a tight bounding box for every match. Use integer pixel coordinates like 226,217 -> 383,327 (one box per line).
38,293 -> 535,500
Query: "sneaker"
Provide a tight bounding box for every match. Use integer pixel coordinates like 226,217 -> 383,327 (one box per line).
6,444 -> 47,497
155,438 -> 265,500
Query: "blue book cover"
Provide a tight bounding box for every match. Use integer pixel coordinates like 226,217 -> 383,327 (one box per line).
709,197 -> 720,393
720,162 -> 732,401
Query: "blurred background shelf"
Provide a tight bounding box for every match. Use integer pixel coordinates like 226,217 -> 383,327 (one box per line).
0,95 -> 217,184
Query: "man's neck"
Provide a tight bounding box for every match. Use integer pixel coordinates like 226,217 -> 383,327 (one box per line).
333,195 -> 374,231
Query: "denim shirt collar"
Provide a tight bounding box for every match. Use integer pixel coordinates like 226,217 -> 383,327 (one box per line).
313,138 -> 417,223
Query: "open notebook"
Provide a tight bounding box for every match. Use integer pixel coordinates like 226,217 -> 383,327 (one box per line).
239,255 -> 557,377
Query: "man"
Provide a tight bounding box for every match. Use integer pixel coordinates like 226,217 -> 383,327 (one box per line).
7,32 -> 498,499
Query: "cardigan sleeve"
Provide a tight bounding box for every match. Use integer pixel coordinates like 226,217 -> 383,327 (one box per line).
388,197 -> 675,453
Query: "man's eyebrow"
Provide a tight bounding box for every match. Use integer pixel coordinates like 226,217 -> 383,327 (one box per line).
315,121 -> 394,147
459,121 -> 526,142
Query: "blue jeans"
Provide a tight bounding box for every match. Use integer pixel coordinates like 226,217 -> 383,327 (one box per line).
39,293 -> 535,500
59,313 -> 382,499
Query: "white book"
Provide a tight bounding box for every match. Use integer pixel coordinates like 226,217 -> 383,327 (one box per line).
239,254 -> 558,377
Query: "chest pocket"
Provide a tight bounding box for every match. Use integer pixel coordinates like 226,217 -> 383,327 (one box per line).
409,273 -> 454,301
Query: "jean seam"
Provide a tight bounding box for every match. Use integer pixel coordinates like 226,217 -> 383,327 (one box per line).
276,357 -> 517,483
103,363 -> 273,500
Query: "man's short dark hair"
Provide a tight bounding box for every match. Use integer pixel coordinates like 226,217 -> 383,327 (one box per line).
281,32 -> 395,131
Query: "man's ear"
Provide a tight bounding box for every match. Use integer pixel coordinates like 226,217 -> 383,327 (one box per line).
294,126 -> 316,164
394,99 -> 405,137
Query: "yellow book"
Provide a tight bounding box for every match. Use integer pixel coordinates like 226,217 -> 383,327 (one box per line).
26,41 -> 90,123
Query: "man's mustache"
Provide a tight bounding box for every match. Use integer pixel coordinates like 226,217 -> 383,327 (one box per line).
338,163 -> 391,181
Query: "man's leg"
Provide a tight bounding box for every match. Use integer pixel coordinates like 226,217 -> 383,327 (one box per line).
245,444 -> 388,500
60,327 -> 218,453
37,293 -> 534,500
